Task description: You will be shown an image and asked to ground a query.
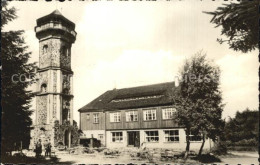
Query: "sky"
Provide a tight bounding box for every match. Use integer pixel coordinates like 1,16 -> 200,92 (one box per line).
5,0 -> 258,123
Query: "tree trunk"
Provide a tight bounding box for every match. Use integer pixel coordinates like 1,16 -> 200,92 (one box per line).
184,129 -> 190,160
198,134 -> 205,157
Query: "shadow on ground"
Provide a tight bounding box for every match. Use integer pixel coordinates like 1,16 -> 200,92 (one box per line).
1,155 -> 76,164
192,154 -> 221,163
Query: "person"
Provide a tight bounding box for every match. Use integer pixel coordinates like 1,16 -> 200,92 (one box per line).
45,140 -> 52,157
47,142 -> 52,157
44,140 -> 48,157
35,139 -> 42,158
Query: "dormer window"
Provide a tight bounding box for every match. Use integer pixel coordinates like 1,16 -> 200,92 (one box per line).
43,45 -> 48,54
41,83 -> 47,93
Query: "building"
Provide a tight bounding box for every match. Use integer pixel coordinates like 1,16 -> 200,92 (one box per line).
78,82 -> 213,150
30,10 -> 77,149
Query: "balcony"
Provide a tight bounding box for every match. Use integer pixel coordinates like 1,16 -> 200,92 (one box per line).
35,23 -> 77,38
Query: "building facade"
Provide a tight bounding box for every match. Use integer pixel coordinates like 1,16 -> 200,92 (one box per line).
79,82 -> 213,150
30,10 -> 77,149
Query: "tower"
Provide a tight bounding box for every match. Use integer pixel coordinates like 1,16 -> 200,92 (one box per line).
30,10 -> 77,149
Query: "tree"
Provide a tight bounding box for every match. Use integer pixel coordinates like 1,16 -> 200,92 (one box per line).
1,1 -> 37,155
172,51 -> 224,159
224,109 -> 259,147
205,1 -> 258,53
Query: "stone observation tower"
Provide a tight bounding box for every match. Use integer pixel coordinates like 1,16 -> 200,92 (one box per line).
30,10 -> 77,149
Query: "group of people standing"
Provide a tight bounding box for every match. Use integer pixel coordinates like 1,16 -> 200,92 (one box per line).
35,139 -> 52,158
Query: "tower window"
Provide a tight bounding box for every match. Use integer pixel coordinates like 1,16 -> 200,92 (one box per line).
61,46 -> 70,57
41,83 -> 47,93
62,108 -> 69,122
66,48 -> 70,57
43,45 -> 48,54
61,46 -> 69,57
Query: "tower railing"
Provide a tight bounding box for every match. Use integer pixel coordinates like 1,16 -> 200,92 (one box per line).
35,23 -> 77,37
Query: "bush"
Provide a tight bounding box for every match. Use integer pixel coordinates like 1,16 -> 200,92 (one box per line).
211,141 -> 227,155
233,138 -> 258,146
227,146 -> 258,151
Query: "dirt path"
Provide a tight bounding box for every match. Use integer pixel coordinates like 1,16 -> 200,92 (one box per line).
219,151 -> 258,164
55,151 -> 259,164
56,153 -> 148,164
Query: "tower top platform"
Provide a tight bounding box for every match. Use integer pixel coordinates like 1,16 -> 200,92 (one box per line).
35,10 -> 77,43
36,9 -> 75,29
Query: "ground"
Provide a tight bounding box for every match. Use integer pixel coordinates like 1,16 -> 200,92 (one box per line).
55,151 -> 258,164
3,149 -> 258,164
219,151 -> 258,164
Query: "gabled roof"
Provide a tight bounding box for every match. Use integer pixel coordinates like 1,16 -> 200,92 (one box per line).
36,9 -> 75,29
78,81 -> 177,112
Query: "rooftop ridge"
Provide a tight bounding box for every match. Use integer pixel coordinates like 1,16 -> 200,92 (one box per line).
50,9 -> 62,16
113,81 -> 175,91
78,81 -> 176,112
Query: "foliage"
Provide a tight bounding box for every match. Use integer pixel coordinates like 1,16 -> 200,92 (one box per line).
172,51 -> 224,158
54,120 -> 80,147
1,1 -> 37,155
205,1 -> 258,53
224,109 -> 259,146
211,139 -> 228,155
1,1 -> 17,30
232,138 -> 258,146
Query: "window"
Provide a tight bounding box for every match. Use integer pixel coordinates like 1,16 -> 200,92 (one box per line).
189,131 -> 202,142
164,130 -> 179,142
43,45 -> 48,54
98,134 -> 104,141
143,109 -> 156,121
162,107 -> 176,119
86,114 -> 90,120
93,113 -> 99,123
145,131 -> 159,142
126,111 -> 138,122
111,132 -> 123,142
61,46 -> 68,57
54,22 -> 59,27
190,134 -> 202,142
110,112 -> 121,122
41,83 -> 47,93
62,108 -> 69,121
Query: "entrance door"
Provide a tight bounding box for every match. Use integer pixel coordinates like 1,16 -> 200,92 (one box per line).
64,130 -> 69,147
127,131 -> 140,147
